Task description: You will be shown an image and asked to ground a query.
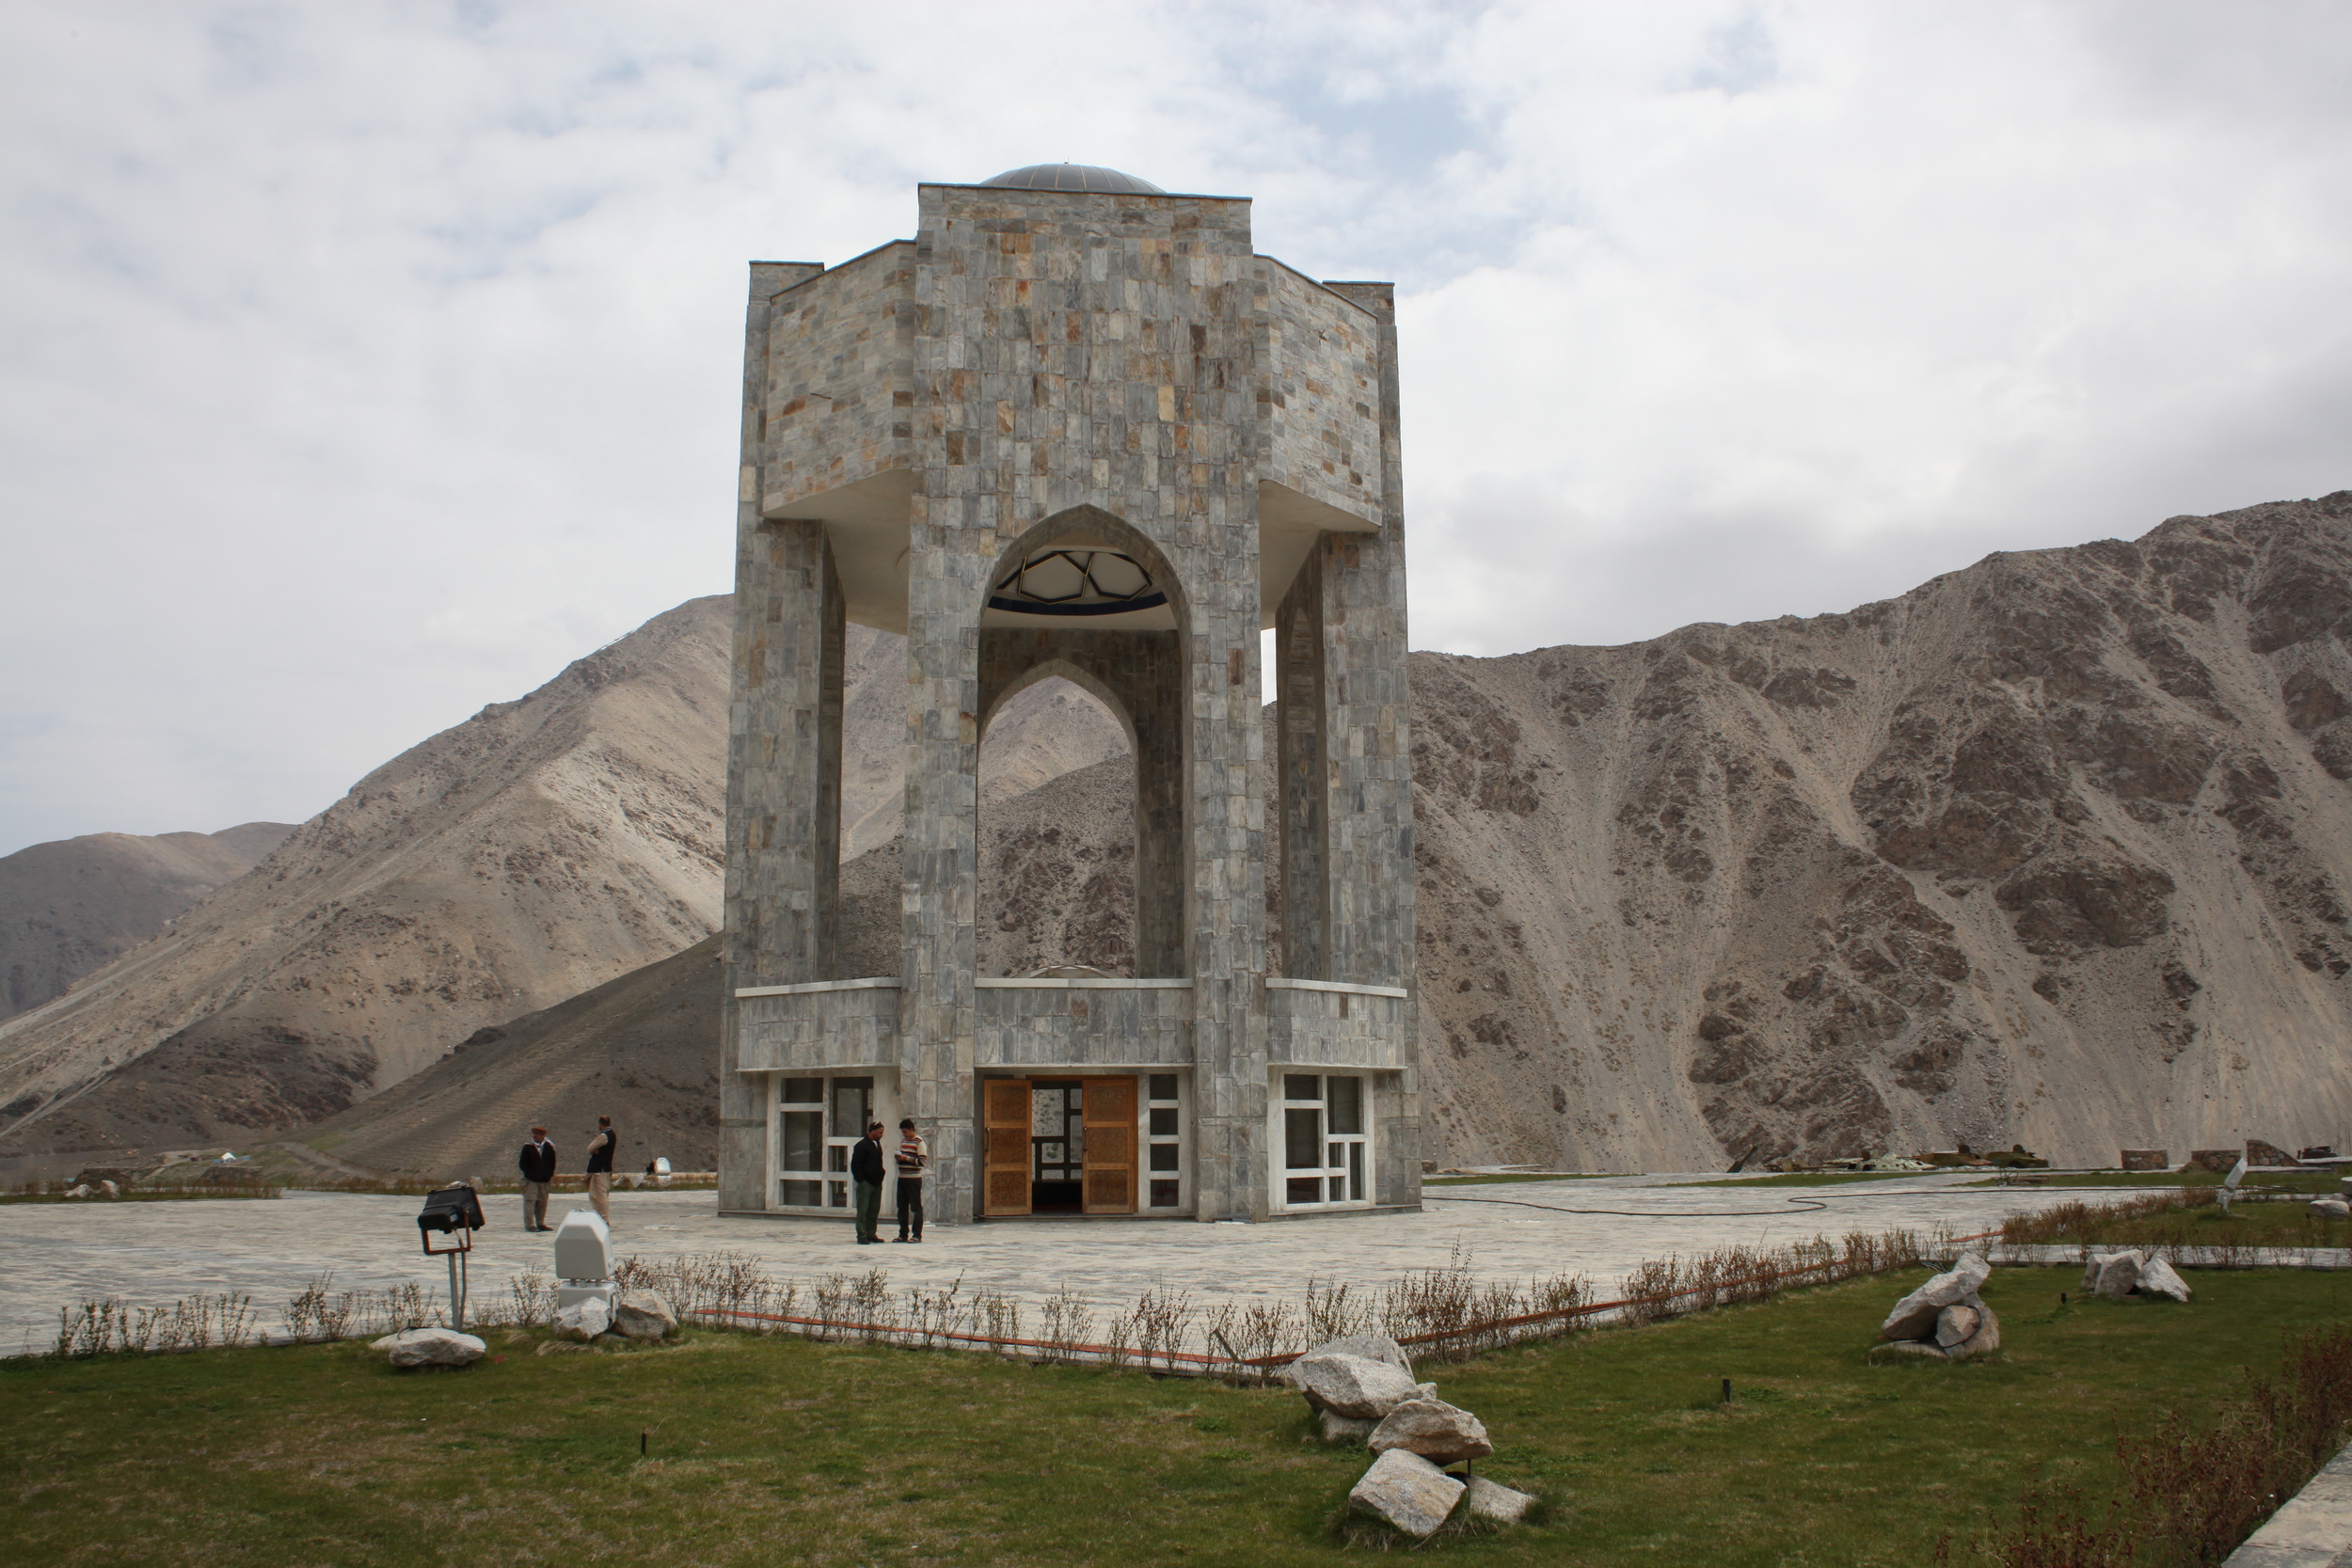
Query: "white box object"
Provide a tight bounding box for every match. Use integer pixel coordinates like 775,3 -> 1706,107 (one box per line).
552,1209 -> 613,1281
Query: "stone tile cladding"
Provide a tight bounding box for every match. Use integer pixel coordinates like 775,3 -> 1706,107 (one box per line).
739,986 -> 900,1074
974,984 -> 1194,1068
759,243 -> 915,515
1259,260 -> 1384,530
719,186 -> 1420,1221
1264,986 -> 1409,1069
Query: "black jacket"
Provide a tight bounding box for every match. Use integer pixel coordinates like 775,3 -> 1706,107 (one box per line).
586,1127 -> 616,1174
850,1134 -> 884,1184
517,1140 -> 557,1182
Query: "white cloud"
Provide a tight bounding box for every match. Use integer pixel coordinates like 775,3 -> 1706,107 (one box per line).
0,1 -> 2345,850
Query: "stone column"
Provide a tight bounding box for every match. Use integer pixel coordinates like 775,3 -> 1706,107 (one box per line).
721,261 -> 834,1214
1323,280 -> 1419,1207
1276,552 -> 1330,981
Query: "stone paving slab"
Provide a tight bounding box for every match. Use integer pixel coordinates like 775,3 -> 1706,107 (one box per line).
1,1172 -> 2088,1354
2223,1439 -> 2352,1567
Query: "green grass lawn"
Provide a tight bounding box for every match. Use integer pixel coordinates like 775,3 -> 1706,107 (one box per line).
1965,1169 -> 2344,1192
2040,1199 -> 2352,1250
6,1270 -> 2345,1567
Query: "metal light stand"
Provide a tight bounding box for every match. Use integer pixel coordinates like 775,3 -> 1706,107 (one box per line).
421,1222 -> 473,1329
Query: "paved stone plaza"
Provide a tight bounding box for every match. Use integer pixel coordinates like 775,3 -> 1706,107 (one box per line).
1,1172 -> 2092,1354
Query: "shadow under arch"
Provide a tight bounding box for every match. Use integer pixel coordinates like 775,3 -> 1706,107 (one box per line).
976,504 -> 1189,978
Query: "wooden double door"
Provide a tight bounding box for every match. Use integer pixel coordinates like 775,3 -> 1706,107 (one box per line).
981,1076 -> 1137,1215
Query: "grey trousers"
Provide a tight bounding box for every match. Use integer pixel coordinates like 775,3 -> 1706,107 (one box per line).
520,1180 -> 550,1230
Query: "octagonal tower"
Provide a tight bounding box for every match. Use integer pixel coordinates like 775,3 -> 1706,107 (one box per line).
718,166 -> 1419,1225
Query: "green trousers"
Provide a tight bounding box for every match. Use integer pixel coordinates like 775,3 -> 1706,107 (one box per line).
853,1180 -> 882,1243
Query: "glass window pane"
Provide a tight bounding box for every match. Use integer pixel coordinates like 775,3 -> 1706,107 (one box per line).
827,1146 -> 848,1172
1148,1074 -> 1177,1101
1149,1144 -> 1180,1172
833,1078 -> 871,1136
1282,1074 -> 1320,1102
1286,1177 -> 1324,1205
1327,1075 -> 1363,1135
782,1079 -> 823,1106
827,1180 -> 848,1208
1149,1179 -> 1181,1208
1149,1107 -> 1178,1136
1284,1107 -> 1322,1168
780,1111 -> 823,1172
778,1180 -> 821,1207
1349,1142 -> 1366,1203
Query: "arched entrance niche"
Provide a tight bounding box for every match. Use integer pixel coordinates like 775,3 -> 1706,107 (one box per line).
977,506 -> 1188,978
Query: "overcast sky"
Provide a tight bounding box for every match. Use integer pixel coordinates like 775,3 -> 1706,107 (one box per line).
3,2 -> 2348,856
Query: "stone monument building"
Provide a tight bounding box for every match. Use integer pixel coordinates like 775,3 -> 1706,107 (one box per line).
718,164 -> 1419,1225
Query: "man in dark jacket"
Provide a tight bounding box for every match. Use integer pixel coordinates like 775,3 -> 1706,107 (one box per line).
585,1115 -> 616,1223
517,1125 -> 558,1232
850,1120 -> 886,1243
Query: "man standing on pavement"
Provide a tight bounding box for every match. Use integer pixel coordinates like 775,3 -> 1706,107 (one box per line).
892,1117 -> 928,1243
850,1120 -> 885,1244
585,1115 -> 617,1223
516,1125 -> 558,1232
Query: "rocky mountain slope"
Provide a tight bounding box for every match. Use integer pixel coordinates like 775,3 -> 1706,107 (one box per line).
0,604 -> 1118,1159
1406,493 -> 2352,1169
0,822 -> 294,1021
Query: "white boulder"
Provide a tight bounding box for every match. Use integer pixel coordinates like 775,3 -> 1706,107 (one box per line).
1291,1352 -> 1426,1419
1295,1334 -> 1413,1375
1933,1304 -> 1980,1349
1349,1449 -> 1464,1538
2137,1256 -> 2194,1302
612,1290 -> 677,1342
1465,1475 -> 1535,1524
373,1327 -> 486,1369
1881,1253 -> 1992,1340
1369,1399 -> 1494,1465
1319,1411 -> 1379,1444
554,1298 -> 612,1341
2309,1198 -> 2350,1220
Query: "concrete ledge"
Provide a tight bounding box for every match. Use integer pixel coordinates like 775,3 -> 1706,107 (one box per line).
1266,977 -> 1409,999
735,976 -> 900,999
2222,1437 -> 2352,1566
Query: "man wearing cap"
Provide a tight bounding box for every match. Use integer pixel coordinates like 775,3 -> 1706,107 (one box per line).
850,1120 -> 886,1244
516,1125 -> 558,1232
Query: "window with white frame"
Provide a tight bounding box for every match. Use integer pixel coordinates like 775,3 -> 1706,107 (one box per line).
776,1075 -> 872,1209
1280,1072 -> 1367,1207
1146,1073 -> 1183,1209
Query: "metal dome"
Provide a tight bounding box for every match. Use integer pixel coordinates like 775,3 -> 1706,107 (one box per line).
978,163 -> 1166,196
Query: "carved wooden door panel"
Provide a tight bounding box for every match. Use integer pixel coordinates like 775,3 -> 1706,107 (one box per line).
1080,1076 -> 1137,1214
982,1078 -> 1032,1216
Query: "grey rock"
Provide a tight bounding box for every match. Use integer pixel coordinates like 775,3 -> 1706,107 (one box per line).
1933,1304 -> 1980,1349
1349,1449 -> 1465,1538
374,1327 -> 486,1368
63,1184 -> 91,1198
1881,1253 -> 1993,1340
98,1180 -> 119,1197
1948,1303 -> 2001,1357
554,1298 -> 611,1341
2093,1252 -> 2143,1300
2137,1257 -> 2193,1301
1870,1339 -> 1953,1360
1464,1475 -> 1534,1525
1296,1334 -> 1412,1375
1291,1352 -> 1426,1419
612,1290 -> 677,1341
1369,1399 -> 1494,1465
2309,1198 -> 2350,1220
1319,1410 -> 1379,1444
